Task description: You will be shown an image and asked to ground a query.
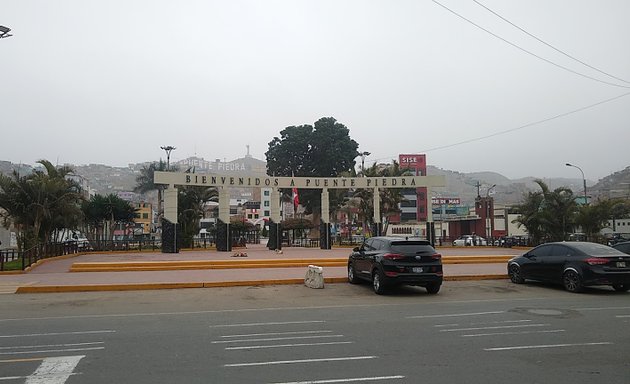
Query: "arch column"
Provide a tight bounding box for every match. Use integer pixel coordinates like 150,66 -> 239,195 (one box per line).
372,187 -> 382,236
161,185 -> 181,253
267,188 -> 282,250
216,187 -> 232,252
320,188 -> 331,249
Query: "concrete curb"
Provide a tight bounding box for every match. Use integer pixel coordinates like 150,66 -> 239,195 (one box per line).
69,256 -> 513,272
0,270 -> 24,275
14,274 -> 508,294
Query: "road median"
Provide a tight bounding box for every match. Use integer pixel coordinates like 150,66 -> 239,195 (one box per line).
69,256 -> 513,272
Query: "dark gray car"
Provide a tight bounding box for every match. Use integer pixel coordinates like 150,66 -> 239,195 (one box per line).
612,241 -> 630,255
508,241 -> 630,292
347,236 -> 443,294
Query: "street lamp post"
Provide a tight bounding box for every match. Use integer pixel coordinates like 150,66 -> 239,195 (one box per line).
0,26 -> 12,39
566,163 -> 588,204
161,146 -> 176,171
486,184 -> 496,243
359,151 -> 370,176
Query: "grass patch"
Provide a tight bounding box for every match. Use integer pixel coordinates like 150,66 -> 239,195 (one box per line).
1,258 -> 23,271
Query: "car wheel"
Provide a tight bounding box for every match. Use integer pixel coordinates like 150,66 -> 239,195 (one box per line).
612,284 -> 629,292
563,270 -> 584,293
508,264 -> 525,284
426,283 -> 441,294
348,263 -> 360,284
372,268 -> 387,295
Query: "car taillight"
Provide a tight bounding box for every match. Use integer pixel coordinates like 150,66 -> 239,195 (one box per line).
383,253 -> 405,260
432,253 -> 442,260
585,257 -> 608,265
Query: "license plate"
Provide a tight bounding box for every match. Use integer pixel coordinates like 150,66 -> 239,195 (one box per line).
412,267 -> 424,273
617,262 -> 626,268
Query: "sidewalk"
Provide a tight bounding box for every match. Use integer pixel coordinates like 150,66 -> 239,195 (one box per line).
0,244 -> 522,294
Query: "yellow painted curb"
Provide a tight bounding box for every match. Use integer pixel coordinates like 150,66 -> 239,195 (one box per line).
14,275 -> 506,293
444,274 -> 508,281
15,282 -> 204,294
69,258 -> 349,272
0,270 -> 24,275
69,256 -> 511,272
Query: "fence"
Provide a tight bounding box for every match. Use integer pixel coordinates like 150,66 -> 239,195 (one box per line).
0,242 -> 81,271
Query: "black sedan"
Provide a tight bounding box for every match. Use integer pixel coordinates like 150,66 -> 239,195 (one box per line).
348,236 -> 443,294
508,241 -> 630,292
612,241 -> 630,255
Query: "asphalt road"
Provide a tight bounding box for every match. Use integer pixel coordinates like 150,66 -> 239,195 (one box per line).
1,281 -> 629,384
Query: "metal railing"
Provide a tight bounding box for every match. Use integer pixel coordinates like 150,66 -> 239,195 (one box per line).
1,242 -> 81,271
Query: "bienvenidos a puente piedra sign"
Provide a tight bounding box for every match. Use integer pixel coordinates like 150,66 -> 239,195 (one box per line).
153,172 -> 445,252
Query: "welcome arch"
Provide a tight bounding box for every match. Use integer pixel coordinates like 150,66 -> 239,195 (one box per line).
154,172 -> 445,252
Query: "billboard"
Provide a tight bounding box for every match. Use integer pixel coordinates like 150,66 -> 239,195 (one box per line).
431,197 -> 461,205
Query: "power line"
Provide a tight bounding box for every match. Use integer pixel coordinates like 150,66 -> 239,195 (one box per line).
473,0 -> 630,85
370,91 -> 630,162
432,0 -> 630,89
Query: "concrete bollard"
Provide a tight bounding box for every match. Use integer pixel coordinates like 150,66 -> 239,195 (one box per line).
304,265 -> 324,289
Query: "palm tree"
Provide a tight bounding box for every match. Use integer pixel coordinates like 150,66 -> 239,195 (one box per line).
514,180 -> 578,244
82,194 -> 136,242
347,161 -> 408,235
177,186 -> 218,246
134,160 -> 179,226
134,160 -> 165,219
0,160 -> 83,250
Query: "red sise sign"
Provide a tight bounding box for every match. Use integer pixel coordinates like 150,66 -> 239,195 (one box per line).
399,154 -> 426,174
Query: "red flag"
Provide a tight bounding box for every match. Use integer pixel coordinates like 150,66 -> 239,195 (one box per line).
292,187 -> 299,211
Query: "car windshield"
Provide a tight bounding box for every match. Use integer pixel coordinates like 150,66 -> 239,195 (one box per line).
571,242 -> 626,256
390,242 -> 435,255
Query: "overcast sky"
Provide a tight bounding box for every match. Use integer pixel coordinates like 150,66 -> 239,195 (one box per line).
2,0 -> 629,181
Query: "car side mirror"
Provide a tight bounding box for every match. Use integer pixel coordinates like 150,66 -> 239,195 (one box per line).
353,247 -> 361,252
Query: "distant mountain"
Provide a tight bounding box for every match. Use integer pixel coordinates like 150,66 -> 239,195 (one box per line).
427,166 -> 591,206
590,166 -> 630,201
1,158 -> 627,207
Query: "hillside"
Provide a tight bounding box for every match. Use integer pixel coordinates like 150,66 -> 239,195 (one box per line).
1,158 -> 627,207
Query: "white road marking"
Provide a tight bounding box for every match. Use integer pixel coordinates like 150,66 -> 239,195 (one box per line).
225,356 -> 376,367
210,320 -> 325,328
440,324 -> 549,332
0,374 -> 78,381
461,329 -> 565,337
0,331 -> 115,339
470,319 -> 531,325
25,355 -> 84,384
212,335 -> 344,344
0,342 -> 104,350
435,320 -> 531,327
407,311 -> 504,319
269,376 -> 405,383
616,315 -> 630,318
221,330 -> 333,338
485,342 -> 612,351
574,306 -> 630,311
0,298 -> 550,323
0,347 -> 104,355
226,341 -> 354,350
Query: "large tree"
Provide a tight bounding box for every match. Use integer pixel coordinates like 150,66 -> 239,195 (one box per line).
265,117 -> 359,216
